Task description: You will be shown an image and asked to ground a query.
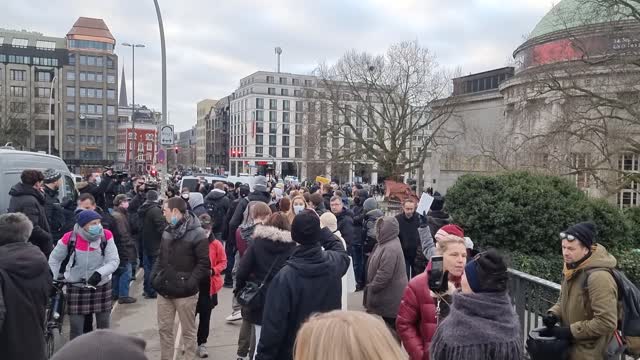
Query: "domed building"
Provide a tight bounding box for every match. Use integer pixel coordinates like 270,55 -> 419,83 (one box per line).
429,0 -> 640,207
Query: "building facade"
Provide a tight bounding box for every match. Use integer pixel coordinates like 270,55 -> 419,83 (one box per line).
0,29 -> 66,153
207,96 -> 230,174
62,17 -> 119,173
176,127 -> 196,169
196,99 -> 217,169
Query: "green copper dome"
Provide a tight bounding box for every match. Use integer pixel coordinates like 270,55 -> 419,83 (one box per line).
529,0 -> 637,39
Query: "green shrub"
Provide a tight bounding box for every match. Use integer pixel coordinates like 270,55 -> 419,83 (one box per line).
614,249 -> 640,285
446,171 -> 631,256
505,251 -> 564,284
624,207 -> 640,249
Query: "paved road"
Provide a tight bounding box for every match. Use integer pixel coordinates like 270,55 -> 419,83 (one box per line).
108,270 -> 365,359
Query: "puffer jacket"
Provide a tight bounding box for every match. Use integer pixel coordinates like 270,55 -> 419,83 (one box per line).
236,224 -> 296,325
151,213 -> 210,299
208,239 -> 227,296
364,216 -> 408,319
111,207 -> 137,264
396,265 -> 461,360
8,183 -> 52,256
48,228 -> 120,287
138,201 -> 166,256
549,244 -> 619,360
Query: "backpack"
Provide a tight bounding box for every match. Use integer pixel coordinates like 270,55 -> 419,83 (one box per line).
205,199 -> 227,232
583,268 -> 640,356
58,230 -> 108,275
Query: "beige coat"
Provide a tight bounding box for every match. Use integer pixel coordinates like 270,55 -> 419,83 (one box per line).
549,244 -> 618,360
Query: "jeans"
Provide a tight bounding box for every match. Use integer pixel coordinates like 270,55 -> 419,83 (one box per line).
143,254 -> 157,297
237,318 -> 255,358
158,294 -> 198,360
405,255 -> 415,280
112,263 -> 132,298
352,244 -> 364,287
70,312 -> 110,340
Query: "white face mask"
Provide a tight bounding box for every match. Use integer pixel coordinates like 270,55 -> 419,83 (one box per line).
293,205 -> 305,215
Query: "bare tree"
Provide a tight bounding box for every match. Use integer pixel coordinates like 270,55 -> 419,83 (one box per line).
0,110 -> 30,149
303,40 -> 457,181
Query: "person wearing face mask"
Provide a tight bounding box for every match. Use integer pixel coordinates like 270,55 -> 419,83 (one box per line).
396,224 -> 467,360
48,210 -> 120,339
110,195 -> 137,304
42,169 -> 67,243
429,249 -> 522,360
288,195 -> 308,224
151,197 -> 210,360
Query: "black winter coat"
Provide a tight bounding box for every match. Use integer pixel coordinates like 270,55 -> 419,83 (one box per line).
0,242 -> 52,360
335,208 -> 355,248
151,214 -> 210,298
322,192 -> 333,211
204,189 -> 231,235
427,210 -> 452,239
112,207 -> 137,264
43,185 -> 66,242
396,213 -> 421,260
127,190 -> 146,235
138,201 -> 166,256
224,197 -> 243,244
235,225 -> 296,325
256,227 -> 350,360
228,191 -> 271,246
8,183 -> 52,257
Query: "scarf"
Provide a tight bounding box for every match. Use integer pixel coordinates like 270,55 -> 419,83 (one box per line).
169,213 -> 193,240
74,223 -> 103,244
562,245 -> 596,280
430,291 -> 523,360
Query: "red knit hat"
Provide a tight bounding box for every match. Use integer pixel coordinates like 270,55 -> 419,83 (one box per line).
438,224 -> 464,238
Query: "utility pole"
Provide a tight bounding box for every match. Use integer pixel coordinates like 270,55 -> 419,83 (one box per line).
122,42 -> 145,174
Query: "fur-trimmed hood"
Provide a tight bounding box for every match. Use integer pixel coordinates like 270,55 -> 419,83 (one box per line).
252,224 -> 293,243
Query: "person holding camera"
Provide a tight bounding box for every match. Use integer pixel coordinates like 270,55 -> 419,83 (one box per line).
396,224 -> 467,360
364,216 -> 408,333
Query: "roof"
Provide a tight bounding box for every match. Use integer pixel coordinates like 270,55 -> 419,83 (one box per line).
0,28 -> 65,48
529,0 -> 637,39
67,17 -> 115,42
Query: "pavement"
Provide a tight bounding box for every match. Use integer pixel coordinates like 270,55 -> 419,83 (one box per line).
106,269 -> 365,359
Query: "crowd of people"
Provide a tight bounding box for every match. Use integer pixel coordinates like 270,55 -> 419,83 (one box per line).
0,167 -> 628,360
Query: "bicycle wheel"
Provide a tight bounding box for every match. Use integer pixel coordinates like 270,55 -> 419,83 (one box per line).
45,329 -> 55,359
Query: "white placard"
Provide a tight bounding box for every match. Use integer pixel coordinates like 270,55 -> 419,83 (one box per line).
160,125 -> 174,145
416,192 -> 434,215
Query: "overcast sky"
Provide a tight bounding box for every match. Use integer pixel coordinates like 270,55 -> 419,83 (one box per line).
3,0 -> 557,131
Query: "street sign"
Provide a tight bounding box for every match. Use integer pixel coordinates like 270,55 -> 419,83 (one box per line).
160,125 -> 174,145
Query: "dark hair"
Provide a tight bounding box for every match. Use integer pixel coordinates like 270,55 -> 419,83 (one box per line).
214,182 -> 225,190
310,193 -> 324,206
330,195 -> 343,204
166,197 -> 188,214
303,192 -> 311,203
266,212 -> 291,231
402,198 -> 417,206
21,170 -> 45,186
322,184 -> 332,193
199,213 -> 213,230
335,190 -> 344,197
78,193 -> 96,205
279,197 -> 291,213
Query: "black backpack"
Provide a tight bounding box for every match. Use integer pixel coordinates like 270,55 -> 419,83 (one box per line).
205,200 -> 227,231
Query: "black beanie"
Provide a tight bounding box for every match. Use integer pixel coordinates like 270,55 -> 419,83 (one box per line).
431,192 -> 445,212
464,249 -> 508,293
51,330 -> 147,360
292,210 -> 320,245
564,222 -> 596,248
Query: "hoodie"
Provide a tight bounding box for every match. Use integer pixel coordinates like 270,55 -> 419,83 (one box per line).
362,198 -> 384,254
204,189 -> 231,234
256,227 -> 350,360
8,183 -> 53,256
0,242 -> 52,360
187,192 -> 207,217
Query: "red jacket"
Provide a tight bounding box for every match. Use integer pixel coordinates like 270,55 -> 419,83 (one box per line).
396,265 -> 460,360
209,239 -> 227,296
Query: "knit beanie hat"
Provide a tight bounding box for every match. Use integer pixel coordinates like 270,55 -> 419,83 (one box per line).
146,190 -> 159,202
464,249 -> 509,293
292,210 -> 321,245
363,197 -> 378,213
76,210 -> 102,228
43,168 -> 62,184
50,329 -> 148,360
563,222 -> 596,248
319,212 -> 338,233
435,224 -> 464,243
113,194 -> 130,207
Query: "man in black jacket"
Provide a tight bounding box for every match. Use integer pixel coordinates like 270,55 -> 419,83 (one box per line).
351,189 -> 368,291
138,190 -> 166,299
152,197 -> 209,360
204,182 -> 230,240
256,210 -> 350,360
127,177 -> 147,269
223,184 -> 250,288
396,198 -> 421,279
330,195 -> 354,249
42,169 -> 66,243
0,212 -> 52,360
8,170 -> 52,257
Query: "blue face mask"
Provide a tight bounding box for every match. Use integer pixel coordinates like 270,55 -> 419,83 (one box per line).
171,216 -> 179,226
88,224 -> 102,236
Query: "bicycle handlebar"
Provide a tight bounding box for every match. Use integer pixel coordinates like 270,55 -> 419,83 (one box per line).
52,279 -> 96,290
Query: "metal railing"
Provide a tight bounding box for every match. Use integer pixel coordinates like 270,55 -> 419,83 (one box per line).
508,269 -> 630,359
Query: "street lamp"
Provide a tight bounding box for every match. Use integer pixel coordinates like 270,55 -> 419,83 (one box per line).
121,42 -> 145,173
48,74 -> 57,155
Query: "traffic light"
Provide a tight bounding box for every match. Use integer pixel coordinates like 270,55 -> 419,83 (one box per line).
175,146 -> 179,154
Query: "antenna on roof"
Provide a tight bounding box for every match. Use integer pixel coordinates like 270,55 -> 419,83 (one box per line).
275,47 -> 282,73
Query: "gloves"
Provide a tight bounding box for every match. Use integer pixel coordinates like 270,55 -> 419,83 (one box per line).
87,271 -> 102,286
543,312 -> 559,328
419,211 -> 429,228
548,326 -> 573,340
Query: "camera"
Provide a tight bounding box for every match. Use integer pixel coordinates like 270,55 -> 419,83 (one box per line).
428,256 -> 450,293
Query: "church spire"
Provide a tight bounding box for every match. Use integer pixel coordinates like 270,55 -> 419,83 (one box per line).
119,65 -> 128,107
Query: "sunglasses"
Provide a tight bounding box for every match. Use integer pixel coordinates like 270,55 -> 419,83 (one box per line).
559,232 -> 576,241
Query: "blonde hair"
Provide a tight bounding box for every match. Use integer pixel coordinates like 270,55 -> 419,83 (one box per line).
436,236 -> 467,255
294,310 -> 407,360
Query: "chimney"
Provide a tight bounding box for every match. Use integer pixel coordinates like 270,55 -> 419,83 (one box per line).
275,47 -> 282,73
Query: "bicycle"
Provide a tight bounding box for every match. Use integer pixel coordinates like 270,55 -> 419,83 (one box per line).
44,279 -> 96,359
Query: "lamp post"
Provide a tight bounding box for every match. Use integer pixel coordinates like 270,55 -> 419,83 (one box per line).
48,74 -> 57,155
121,42 -> 145,173
153,0 -> 167,126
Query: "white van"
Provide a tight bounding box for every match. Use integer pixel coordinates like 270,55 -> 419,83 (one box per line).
0,149 -> 78,213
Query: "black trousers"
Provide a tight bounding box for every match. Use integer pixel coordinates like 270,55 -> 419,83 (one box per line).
196,280 -> 218,346
83,314 -> 93,333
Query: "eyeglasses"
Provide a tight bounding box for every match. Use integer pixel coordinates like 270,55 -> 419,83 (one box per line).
559,232 -> 576,241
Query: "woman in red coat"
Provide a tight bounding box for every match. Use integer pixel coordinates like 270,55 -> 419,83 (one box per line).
396,225 -> 467,360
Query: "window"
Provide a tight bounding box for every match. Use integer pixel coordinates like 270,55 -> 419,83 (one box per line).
294,90 -> 302,97
256,146 -> 263,156
87,72 -> 96,81
256,110 -> 264,122
79,72 -> 86,81
80,55 -> 87,65
295,125 -> 302,135
66,103 -> 75,112
295,148 -> 301,158
66,87 -> 75,97
87,88 -> 96,98
147,142 -> 153,151
68,39 -> 113,51
256,98 -> 264,109
96,89 -> 103,99
295,113 -> 303,124
281,88 -> 288,96
32,57 -> 58,66
571,153 -> 591,189
283,100 -> 290,111
279,77 -> 287,85
283,123 -> 290,134
10,70 -> 25,81
8,55 -> 29,64
269,99 -> 277,110
36,71 -> 52,82
256,135 -> 263,145
107,90 -> 115,99
282,148 -> 289,158
282,136 -> 290,146
305,79 -> 313,86
296,101 -> 303,112
66,71 -> 75,81
65,135 -> 75,144
108,136 -> 115,145
292,78 -> 300,86
96,73 -> 103,82
268,88 -> 276,95
11,38 -> 28,48
10,102 -> 26,113
269,147 -> 276,157
107,105 -> 115,115
80,88 -> 87,97
35,103 -> 50,114
256,122 -> 263,134
69,54 -> 76,65
269,122 -> 277,134
87,56 -> 96,66
107,75 -> 115,84
269,111 -> 277,122
269,134 -> 277,145
283,112 -> 290,123
104,57 -> 111,68
266,76 -> 274,83
10,86 -> 25,97
35,87 -> 51,98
